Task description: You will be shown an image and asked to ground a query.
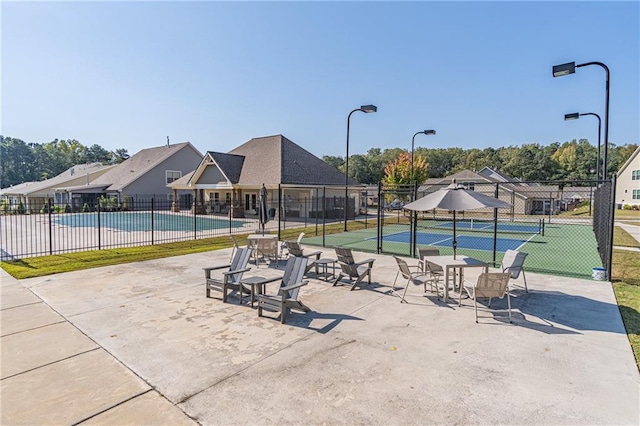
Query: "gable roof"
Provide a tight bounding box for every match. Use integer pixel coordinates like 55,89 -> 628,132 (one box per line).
228,135 -> 358,186
90,142 -> 201,191
0,162 -> 115,196
420,168 -> 560,199
617,146 -> 640,176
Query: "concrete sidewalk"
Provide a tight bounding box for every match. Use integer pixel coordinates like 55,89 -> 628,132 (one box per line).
1,247 -> 639,425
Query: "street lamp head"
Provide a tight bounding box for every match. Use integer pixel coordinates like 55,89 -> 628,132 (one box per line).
360,104 -> 377,113
423,129 -> 436,135
553,62 -> 576,77
564,113 -> 580,121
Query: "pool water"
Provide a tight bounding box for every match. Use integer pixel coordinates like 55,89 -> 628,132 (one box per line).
54,212 -> 244,232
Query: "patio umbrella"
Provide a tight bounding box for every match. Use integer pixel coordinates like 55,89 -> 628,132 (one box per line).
403,179 -> 512,258
258,183 -> 269,235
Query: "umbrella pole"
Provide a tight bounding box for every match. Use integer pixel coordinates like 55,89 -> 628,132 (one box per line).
453,210 -> 457,259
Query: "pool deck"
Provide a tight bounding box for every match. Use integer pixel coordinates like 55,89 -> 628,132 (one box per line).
1,246 -> 639,425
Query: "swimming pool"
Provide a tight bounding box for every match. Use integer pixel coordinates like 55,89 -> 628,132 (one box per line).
54,212 -> 245,232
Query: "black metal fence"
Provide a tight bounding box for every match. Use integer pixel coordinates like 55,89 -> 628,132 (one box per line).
0,179 -> 616,280
592,177 -> 616,279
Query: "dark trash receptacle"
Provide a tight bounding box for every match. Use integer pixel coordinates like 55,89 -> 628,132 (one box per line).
268,208 -> 276,219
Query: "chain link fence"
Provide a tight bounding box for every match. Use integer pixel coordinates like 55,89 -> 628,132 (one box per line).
0,179 -> 615,280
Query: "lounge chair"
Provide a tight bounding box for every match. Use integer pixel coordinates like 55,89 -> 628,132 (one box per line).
333,247 -> 375,291
393,256 -> 442,303
257,256 -> 310,324
501,249 -> 529,292
461,272 -> 512,323
284,240 -> 321,276
204,247 -> 253,302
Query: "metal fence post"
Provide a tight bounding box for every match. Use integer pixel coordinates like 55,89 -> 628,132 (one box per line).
48,198 -> 53,255
606,175 -> 617,280
151,198 -> 155,245
492,183 -> 499,267
377,182 -> 383,254
278,184 -> 282,241
315,188 -> 319,236
364,189 -> 368,229
322,186 -> 326,248
97,200 -> 101,250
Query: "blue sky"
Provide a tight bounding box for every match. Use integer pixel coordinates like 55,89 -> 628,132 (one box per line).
2,1 -> 638,159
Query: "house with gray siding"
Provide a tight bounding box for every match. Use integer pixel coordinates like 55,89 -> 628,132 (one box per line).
56,142 -> 202,210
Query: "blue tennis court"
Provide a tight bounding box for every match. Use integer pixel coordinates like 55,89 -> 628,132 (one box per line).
382,231 -> 527,252
433,220 -> 541,234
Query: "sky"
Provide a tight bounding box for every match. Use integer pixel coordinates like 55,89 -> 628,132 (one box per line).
2,1 -> 639,160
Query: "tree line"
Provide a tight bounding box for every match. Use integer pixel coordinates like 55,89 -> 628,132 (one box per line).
1,136 -> 129,188
324,139 -> 638,184
1,135 -> 636,189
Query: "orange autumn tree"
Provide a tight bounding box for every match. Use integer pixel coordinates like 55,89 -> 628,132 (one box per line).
382,152 -> 429,201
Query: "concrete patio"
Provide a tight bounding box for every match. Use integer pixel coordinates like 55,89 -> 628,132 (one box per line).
1,246 -> 639,425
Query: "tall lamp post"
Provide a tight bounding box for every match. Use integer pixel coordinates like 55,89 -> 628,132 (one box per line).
344,104 -> 377,232
553,61 -> 610,179
411,130 -> 436,186
564,112 -> 602,181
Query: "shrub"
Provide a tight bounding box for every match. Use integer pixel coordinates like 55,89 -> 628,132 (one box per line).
64,204 -> 71,213
82,203 -> 91,212
623,204 -> 633,210
16,201 -> 26,214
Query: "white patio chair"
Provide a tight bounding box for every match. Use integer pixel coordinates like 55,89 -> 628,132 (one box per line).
461,272 -> 512,323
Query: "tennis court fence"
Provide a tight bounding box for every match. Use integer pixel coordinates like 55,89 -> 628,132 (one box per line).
0,179 -> 616,279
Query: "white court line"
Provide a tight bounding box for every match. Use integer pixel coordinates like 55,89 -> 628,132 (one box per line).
516,233 -> 539,251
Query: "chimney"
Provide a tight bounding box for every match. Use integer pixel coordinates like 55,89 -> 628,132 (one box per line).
167,136 -> 170,148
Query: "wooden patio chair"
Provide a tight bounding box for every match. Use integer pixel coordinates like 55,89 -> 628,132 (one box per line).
333,247 -> 375,291
257,256 -> 310,324
284,240 -> 321,276
204,247 -> 253,302
501,249 -> 529,292
393,256 -> 442,303
461,272 -> 512,323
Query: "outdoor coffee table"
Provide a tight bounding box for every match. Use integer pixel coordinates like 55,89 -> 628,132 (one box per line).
239,275 -> 281,307
314,258 -> 337,281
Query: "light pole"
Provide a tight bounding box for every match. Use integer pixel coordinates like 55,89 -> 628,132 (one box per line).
564,112 -> 602,181
411,130 -> 436,186
344,104 -> 377,232
553,61 -> 610,179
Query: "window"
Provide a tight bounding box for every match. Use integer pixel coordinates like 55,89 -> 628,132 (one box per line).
166,170 -> 182,184
462,182 -> 475,191
633,189 -> 640,200
245,193 -> 257,211
632,170 -> 640,180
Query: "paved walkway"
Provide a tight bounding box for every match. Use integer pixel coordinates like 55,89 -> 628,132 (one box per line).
1,247 -> 639,425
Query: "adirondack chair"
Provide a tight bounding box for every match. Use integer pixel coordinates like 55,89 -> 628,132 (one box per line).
257,256 -> 310,324
281,232 -> 305,256
284,240 -> 322,276
204,247 -> 253,302
333,247 -> 375,291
